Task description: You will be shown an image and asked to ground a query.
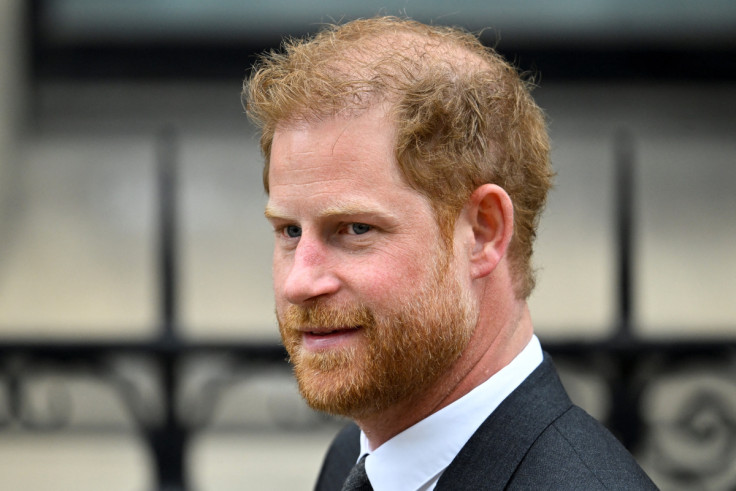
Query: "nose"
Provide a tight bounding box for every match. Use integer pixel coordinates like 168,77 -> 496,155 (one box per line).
280,238 -> 340,305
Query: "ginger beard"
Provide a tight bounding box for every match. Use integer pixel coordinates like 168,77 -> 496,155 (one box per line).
277,248 -> 477,419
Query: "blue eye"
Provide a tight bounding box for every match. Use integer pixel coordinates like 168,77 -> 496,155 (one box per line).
350,223 -> 371,235
285,225 -> 301,238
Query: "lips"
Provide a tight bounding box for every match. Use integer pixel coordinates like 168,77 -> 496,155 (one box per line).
307,327 -> 358,335
301,326 -> 362,350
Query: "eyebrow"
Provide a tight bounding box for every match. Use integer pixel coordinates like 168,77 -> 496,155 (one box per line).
264,206 -> 286,220
264,201 -> 397,221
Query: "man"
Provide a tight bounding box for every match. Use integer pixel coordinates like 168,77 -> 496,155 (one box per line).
244,16 -> 657,490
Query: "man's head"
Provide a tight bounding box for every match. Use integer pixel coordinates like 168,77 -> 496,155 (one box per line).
245,16 -> 553,298
244,16 -> 553,423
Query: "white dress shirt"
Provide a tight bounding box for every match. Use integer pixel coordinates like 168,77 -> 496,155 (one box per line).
357,335 -> 544,491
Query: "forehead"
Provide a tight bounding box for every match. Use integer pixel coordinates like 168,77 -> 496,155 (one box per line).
266,107 -> 432,217
269,108 -> 399,187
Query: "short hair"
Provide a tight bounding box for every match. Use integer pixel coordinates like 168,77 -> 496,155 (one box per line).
244,16 -> 553,298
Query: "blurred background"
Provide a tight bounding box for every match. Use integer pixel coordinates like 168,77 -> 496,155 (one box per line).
1,1 -> 735,490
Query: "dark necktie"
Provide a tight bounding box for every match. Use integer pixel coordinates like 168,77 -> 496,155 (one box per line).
341,454 -> 372,491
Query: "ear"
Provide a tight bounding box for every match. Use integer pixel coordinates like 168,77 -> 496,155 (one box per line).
467,184 -> 514,279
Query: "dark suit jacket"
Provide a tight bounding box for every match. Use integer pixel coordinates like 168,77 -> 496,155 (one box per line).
315,355 -> 657,490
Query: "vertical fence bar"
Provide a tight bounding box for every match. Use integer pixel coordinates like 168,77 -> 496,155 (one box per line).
608,129 -> 643,451
614,129 -> 635,340
158,126 -> 179,344
153,126 -> 187,491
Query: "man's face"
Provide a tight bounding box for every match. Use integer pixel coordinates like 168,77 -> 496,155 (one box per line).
265,107 -> 476,418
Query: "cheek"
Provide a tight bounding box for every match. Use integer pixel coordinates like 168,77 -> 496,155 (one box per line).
350,253 -> 435,303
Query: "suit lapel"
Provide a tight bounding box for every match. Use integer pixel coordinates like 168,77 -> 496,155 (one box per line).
436,355 -> 572,490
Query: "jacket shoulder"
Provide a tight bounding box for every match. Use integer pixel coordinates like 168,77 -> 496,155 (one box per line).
507,406 -> 658,489
438,355 -> 657,490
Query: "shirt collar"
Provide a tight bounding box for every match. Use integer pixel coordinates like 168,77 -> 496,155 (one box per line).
358,335 -> 543,491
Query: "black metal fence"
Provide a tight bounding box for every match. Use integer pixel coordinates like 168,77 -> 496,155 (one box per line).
2,126 -> 734,490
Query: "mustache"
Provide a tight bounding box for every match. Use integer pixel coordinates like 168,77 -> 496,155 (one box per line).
280,303 -> 376,330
